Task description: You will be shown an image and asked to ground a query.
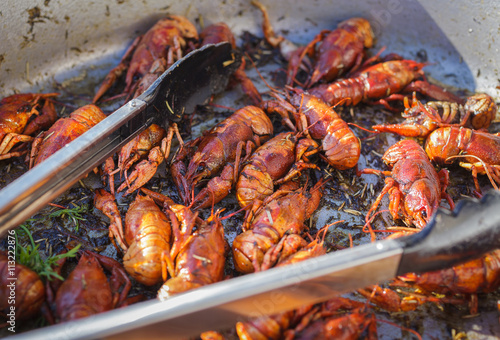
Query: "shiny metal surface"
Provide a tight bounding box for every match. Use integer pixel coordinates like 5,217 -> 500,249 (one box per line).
8,239 -> 403,339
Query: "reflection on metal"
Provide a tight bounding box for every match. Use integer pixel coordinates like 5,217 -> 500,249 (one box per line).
10,240 -> 403,339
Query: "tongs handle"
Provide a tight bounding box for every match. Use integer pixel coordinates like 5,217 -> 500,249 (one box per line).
396,189 -> 500,275
0,98 -> 149,237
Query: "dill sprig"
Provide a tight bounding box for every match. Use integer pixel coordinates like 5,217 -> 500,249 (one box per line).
48,203 -> 88,232
15,225 -> 81,281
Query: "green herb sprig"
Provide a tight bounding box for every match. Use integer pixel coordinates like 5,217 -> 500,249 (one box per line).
48,203 -> 88,232
15,225 -> 81,281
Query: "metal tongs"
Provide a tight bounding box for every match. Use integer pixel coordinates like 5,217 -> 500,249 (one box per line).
0,42 -> 240,237
3,41 -> 500,340
9,190 -> 500,339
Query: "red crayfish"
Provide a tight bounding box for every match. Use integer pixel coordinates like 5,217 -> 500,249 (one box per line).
0,93 -> 58,161
394,249 -> 500,315
235,131 -> 319,209
170,105 -> 273,210
372,92 -> 497,138
309,59 -> 463,110
94,189 -> 172,286
44,250 -> 131,323
283,297 -> 377,340
251,1 -> 374,87
93,15 -> 198,103
425,126 -> 500,195
261,91 -> 360,170
361,139 -> 454,230
157,207 -> 226,300
30,104 -> 106,168
232,179 -> 324,274
304,17 -> 374,87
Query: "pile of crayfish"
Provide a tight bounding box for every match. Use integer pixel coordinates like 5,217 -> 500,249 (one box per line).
1,2 -> 500,339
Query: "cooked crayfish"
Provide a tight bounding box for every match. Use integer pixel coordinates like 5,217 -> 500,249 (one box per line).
232,179 -> 324,274
372,93 -> 497,138
425,126 -> 500,195
93,15 -> 198,103
261,91 -> 360,170
102,124 -> 166,195
94,189 -> 172,286
251,1 -> 373,87
0,251 -> 45,322
0,93 -> 58,161
283,297 -> 377,340
361,139 -> 454,230
309,59 -> 463,110
394,249 -> 500,315
236,304 -> 313,340
171,105 -> 273,209
305,17 -> 374,87
30,104 -> 106,168
236,131 -> 319,208
157,208 -> 226,300
112,123 -> 180,196
200,22 -> 262,105
44,250 -> 131,323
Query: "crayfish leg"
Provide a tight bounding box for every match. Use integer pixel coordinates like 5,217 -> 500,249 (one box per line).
274,162 -> 320,186
364,177 -> 396,240
92,36 -> 141,103
250,0 -> 284,48
90,251 -> 132,307
191,163 -> 235,210
0,149 -> 29,161
161,250 -> 175,282
94,189 -> 127,252
102,156 -> 117,195
0,133 -> 34,155
117,146 -> 165,195
28,133 -> 45,169
437,169 -> 455,210
232,59 -> 263,105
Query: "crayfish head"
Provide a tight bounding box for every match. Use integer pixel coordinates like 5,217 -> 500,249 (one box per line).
186,154 -> 212,184
338,17 -> 374,48
404,179 -> 439,229
166,15 -> 199,40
